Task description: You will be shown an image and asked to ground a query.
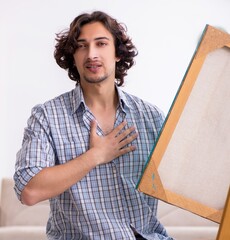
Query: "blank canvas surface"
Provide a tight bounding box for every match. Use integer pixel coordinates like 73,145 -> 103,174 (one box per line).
158,47 -> 230,209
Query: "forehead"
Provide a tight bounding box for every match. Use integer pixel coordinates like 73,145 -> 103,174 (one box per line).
77,21 -> 114,41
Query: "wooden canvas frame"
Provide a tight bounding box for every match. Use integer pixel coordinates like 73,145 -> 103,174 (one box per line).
216,187 -> 230,239
137,25 -> 230,223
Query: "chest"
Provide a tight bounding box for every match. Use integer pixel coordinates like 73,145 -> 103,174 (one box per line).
88,105 -> 119,135
50,108 -> 157,164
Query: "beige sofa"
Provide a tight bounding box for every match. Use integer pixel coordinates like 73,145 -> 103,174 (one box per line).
0,178 -> 219,240
158,201 -> 219,240
0,178 -> 49,240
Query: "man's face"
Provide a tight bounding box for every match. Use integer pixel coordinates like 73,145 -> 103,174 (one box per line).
73,21 -> 119,85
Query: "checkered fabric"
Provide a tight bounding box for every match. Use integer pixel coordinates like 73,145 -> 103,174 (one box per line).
14,85 -> 173,240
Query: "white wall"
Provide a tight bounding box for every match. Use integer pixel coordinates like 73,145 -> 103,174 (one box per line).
1,0 -> 230,181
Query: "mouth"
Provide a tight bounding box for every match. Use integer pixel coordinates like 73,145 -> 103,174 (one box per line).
85,62 -> 102,72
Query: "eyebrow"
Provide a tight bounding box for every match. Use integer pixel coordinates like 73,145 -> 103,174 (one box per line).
76,37 -> 110,42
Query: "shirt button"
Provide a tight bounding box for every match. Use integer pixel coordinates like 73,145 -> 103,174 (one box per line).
112,164 -> 117,174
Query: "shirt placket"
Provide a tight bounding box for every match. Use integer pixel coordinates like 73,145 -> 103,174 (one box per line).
82,108 -> 104,136
112,106 -> 134,233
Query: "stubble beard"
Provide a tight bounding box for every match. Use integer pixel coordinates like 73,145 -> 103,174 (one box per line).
83,72 -> 110,84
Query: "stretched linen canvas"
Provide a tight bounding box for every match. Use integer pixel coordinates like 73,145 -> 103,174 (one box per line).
137,25 -> 230,223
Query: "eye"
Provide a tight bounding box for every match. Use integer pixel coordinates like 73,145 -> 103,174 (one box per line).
97,41 -> 108,47
76,43 -> 87,49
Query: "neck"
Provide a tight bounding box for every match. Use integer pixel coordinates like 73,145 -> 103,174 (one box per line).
81,82 -> 118,110
80,82 -> 119,134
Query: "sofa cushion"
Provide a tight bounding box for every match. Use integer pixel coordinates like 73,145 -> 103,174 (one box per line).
157,201 -> 219,227
158,201 -> 219,239
165,226 -> 218,240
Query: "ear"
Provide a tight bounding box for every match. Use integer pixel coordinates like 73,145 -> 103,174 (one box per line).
116,57 -> 121,62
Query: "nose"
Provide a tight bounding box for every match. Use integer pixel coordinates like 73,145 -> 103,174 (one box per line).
87,44 -> 98,60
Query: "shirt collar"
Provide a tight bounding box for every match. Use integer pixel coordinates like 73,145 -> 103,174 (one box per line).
71,85 -> 86,114
71,85 -> 132,115
116,86 -> 133,111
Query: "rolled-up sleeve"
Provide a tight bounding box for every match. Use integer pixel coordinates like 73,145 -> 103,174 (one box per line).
14,104 -> 55,200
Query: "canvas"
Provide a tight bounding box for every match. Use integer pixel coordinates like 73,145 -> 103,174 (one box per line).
137,25 -> 230,223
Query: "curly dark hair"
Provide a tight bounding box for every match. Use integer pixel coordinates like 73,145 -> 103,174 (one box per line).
54,11 -> 138,86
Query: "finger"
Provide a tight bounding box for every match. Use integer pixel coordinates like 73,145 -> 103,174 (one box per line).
111,121 -> 127,137
118,145 -> 136,156
118,132 -> 138,148
90,120 -> 97,138
116,125 -> 136,142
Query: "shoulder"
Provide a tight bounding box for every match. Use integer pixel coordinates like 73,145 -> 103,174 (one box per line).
120,89 -> 165,119
119,89 -> 165,134
31,88 -> 75,116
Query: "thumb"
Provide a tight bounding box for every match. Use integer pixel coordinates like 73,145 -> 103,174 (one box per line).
90,120 -> 97,141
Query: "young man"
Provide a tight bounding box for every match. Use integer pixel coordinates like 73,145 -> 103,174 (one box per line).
14,11 -> 173,240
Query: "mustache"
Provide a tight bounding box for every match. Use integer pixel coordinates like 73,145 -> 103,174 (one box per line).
84,60 -> 102,68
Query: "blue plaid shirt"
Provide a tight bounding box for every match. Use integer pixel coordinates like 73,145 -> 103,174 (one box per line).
14,86 -> 173,240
